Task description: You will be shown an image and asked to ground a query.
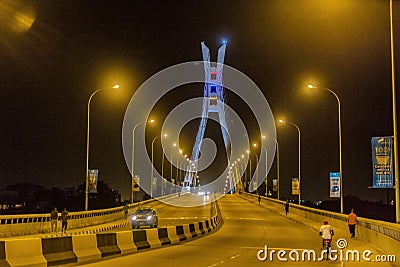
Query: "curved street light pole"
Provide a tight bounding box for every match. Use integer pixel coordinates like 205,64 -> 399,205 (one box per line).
309,85 -> 343,213
279,120 -> 301,205
389,0 -> 399,224
150,136 -> 160,199
275,139 -> 280,200
288,122 -> 301,205
85,84 -> 119,211
131,121 -> 143,204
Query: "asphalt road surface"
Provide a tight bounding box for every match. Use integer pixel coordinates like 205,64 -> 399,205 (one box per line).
83,194 -> 398,267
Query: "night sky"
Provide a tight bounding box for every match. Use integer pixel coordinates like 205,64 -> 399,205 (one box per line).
0,0 -> 399,202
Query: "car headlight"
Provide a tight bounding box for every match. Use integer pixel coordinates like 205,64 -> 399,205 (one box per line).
147,215 -> 152,221
132,215 -> 137,220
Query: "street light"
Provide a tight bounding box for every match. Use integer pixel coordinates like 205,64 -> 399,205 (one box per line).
246,150 -> 251,189
263,135 -> 280,199
389,0 -> 399,224
279,119 -> 301,205
308,84 -> 343,213
131,119 -> 155,203
151,133 -> 167,198
85,83 -> 120,211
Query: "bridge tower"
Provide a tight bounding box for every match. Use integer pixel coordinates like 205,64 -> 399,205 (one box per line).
183,41 -> 231,190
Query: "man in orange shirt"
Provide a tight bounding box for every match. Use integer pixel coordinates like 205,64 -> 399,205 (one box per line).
348,209 -> 357,238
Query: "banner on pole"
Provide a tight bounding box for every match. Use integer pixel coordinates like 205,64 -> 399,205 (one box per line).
292,178 -> 299,195
371,136 -> 394,188
272,179 -> 278,192
88,169 -> 99,193
329,172 -> 340,198
132,175 -> 140,192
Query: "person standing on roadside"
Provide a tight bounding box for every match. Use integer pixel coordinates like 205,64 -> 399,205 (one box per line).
258,194 -> 261,205
285,200 -> 290,215
61,208 -> 69,233
348,208 -> 357,238
50,207 -> 58,232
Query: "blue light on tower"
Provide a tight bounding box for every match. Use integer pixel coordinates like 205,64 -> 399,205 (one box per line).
221,39 -> 227,44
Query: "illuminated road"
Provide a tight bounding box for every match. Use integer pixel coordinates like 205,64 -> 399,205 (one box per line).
112,193 -> 214,231
84,194 -> 397,266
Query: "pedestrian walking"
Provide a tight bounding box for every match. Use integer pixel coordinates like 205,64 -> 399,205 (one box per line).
61,208 -> 69,233
285,200 -> 289,215
258,194 -> 261,205
124,204 -> 129,218
348,208 -> 357,238
50,208 -> 58,232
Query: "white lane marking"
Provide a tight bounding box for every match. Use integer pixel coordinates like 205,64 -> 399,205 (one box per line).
207,253 -> 241,267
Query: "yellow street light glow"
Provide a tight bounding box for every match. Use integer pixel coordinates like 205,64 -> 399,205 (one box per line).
163,133 -> 168,137
262,135 -> 266,139
184,154 -> 187,158
253,143 -> 257,147
179,149 -> 183,154
278,119 -> 285,123
149,119 -> 155,123
307,84 -> 315,89
246,150 -> 250,154
241,154 -> 244,158
173,143 -> 177,147
238,158 -> 240,162
113,83 -> 120,89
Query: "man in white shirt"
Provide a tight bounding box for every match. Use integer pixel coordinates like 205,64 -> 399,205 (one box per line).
319,219 -> 334,251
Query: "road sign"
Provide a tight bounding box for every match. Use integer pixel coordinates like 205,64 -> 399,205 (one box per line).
132,175 -> 140,192
329,172 -> 340,198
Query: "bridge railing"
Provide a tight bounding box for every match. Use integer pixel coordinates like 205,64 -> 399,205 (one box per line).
241,192 -> 400,255
0,194 -> 178,238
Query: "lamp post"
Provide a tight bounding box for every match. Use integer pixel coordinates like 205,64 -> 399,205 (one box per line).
275,139 -> 280,200
85,83 -> 119,211
262,136 -> 269,196
246,150 -> 251,190
131,119 -> 154,203
151,133 -> 167,198
279,119 -> 301,205
389,0 -> 399,224
308,84 -> 343,213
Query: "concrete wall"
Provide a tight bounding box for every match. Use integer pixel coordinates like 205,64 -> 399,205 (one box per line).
241,192 -> 400,255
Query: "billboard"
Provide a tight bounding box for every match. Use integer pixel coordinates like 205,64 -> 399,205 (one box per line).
329,172 -> 340,198
88,169 -> 99,193
292,178 -> 299,195
371,136 -> 394,188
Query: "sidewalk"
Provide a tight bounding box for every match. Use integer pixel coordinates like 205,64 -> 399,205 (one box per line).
0,217 -> 129,240
238,194 -> 399,266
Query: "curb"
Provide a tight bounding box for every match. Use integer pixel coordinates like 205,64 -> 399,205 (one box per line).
0,214 -> 222,266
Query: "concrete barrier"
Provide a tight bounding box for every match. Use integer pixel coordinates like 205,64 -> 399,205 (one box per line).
166,226 -> 180,244
132,230 -> 150,250
146,228 -> 162,248
4,238 -> 46,267
41,236 -> 77,266
115,231 -> 136,254
157,228 -> 171,246
0,241 -> 9,267
72,234 -> 101,263
96,233 -> 121,258
0,199 -> 222,266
